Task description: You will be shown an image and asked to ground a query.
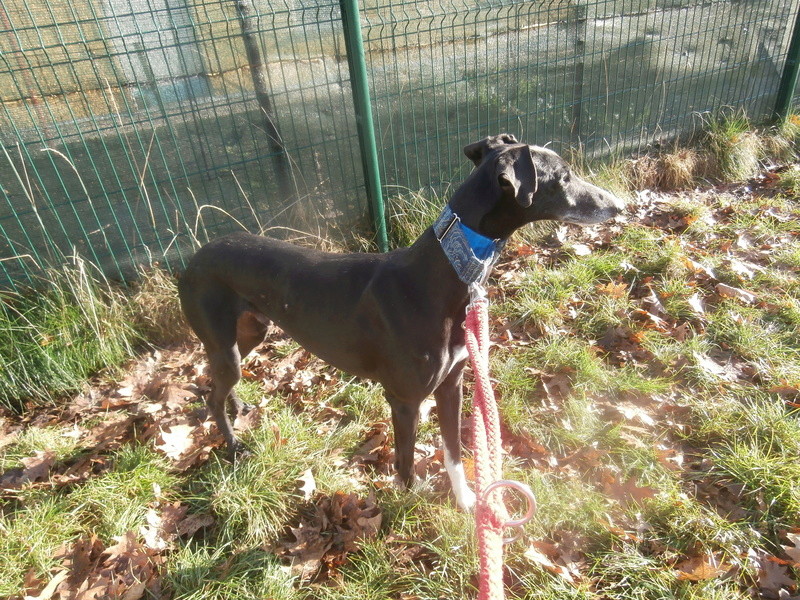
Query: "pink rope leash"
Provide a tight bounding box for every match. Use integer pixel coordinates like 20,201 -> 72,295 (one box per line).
465,291 -> 537,600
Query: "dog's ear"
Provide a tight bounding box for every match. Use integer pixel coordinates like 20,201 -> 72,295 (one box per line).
463,133 -> 519,166
497,147 -> 535,208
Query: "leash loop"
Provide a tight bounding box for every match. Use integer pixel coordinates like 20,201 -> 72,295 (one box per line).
482,479 -> 537,529
481,479 -> 538,545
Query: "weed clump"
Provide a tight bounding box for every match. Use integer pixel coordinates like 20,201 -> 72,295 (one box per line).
704,109 -> 763,181
0,256 -> 138,410
386,189 -> 443,248
625,148 -> 704,191
129,267 -> 192,347
586,110 -> 799,195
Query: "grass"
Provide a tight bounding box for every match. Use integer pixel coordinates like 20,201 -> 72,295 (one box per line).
0,256 -> 139,410
703,108 -> 763,181
578,109 -> 800,196
386,188 -> 444,248
1,114 -> 799,599
68,444 -> 178,538
0,262 -> 192,412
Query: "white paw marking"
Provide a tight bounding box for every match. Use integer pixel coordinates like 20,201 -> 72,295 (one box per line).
444,446 -> 476,511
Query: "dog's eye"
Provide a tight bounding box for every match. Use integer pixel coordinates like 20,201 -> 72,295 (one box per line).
561,171 -> 572,183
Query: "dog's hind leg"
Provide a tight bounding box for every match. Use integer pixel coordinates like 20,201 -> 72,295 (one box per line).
387,395 -> 421,490
181,287 -> 249,460
434,366 -> 476,511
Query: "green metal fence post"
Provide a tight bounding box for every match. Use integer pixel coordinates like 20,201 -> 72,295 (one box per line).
339,0 -> 388,252
774,3 -> 800,122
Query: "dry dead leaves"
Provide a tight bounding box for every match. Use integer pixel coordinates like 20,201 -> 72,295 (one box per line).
277,491 -> 382,582
23,501 -> 215,600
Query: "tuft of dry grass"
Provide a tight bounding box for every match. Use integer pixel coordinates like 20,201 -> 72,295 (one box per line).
128,267 -> 193,347
591,110 -> 799,196
657,147 -> 702,190
761,131 -> 796,166
624,155 -> 660,191
622,148 -> 704,192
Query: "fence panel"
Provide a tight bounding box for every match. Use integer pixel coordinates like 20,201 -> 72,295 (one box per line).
0,0 -> 366,287
363,0 -> 798,198
0,0 -> 798,289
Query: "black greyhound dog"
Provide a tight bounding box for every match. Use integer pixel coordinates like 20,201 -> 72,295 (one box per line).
178,134 -> 623,510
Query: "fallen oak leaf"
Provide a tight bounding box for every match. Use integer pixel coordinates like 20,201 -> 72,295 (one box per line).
170,440 -> 219,472
569,243 -> 592,256
716,282 -> 757,304
155,423 -> 196,460
158,383 -> 197,411
782,531 -> 800,565
121,580 -> 148,600
350,422 -> 392,474
686,292 -> 706,317
298,468 -> 317,501
523,540 -> 581,584
641,287 -> 669,319
682,257 -> 717,280
115,385 -> 135,399
1,450 -> 56,490
233,406 -> 261,432
175,512 -> 215,537
596,281 -> 629,298
141,502 -> 189,551
283,519 -> 331,582
53,535 -> 105,592
632,308 -> 671,332
748,548 -> 798,598
52,533 -> 159,600
600,470 -> 658,508
540,372 -> 572,402
523,543 -> 562,575
760,558 -> 796,597
279,492 -> 382,582
728,257 -> 763,280
692,352 -> 737,382
770,385 -> 800,402
80,413 -> 140,451
23,568 -> 68,600
675,553 -> 732,581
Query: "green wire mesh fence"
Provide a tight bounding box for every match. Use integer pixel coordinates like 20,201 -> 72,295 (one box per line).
362,0 -> 799,191
0,0 -> 365,287
0,0 -> 798,289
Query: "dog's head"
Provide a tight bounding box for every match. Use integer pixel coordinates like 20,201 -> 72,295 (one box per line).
452,134 -> 624,239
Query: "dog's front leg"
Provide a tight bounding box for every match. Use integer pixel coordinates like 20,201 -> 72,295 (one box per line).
434,366 -> 476,511
387,395 -> 421,490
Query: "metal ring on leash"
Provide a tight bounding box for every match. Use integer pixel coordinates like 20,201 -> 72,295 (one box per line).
481,479 -> 537,544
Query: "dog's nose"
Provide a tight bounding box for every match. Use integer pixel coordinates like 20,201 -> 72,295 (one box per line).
606,190 -> 626,216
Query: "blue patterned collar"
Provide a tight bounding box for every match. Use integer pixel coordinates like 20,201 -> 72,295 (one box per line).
432,204 -> 506,286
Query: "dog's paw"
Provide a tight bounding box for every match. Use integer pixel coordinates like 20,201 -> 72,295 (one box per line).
455,486 -> 477,512
228,441 -> 252,463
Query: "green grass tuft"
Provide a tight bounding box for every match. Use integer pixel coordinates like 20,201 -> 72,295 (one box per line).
386,189 -> 443,249
0,256 -> 139,410
703,108 -> 763,181
68,444 -> 177,540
